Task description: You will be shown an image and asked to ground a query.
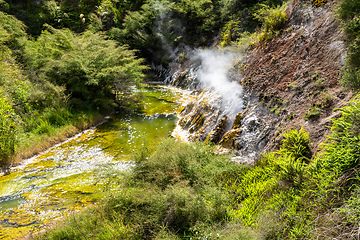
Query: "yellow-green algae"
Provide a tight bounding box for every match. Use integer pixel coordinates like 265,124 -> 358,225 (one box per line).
0,85 -> 187,239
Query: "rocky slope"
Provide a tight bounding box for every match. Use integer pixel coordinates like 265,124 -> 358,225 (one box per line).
172,0 -> 352,163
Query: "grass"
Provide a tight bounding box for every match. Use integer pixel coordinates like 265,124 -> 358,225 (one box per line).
13,110 -> 104,165
37,140 -> 250,239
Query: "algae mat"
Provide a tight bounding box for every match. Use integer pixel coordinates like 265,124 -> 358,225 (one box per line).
0,85 -> 189,239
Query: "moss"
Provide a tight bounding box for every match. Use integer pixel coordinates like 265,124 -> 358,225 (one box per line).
269,105 -> 282,115
288,81 -> 298,90
321,91 -> 333,107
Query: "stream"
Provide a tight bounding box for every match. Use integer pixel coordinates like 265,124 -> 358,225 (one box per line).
0,85 -> 191,239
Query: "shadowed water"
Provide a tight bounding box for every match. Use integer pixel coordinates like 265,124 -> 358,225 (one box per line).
0,85 -> 190,239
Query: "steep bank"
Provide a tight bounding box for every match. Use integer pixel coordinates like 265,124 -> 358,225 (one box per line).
174,0 -> 351,163
241,0 -> 351,153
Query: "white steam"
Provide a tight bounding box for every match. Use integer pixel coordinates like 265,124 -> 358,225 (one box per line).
194,49 -> 244,122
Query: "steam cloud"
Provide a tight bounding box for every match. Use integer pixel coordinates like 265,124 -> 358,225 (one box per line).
193,49 -> 244,122
151,1 -> 243,122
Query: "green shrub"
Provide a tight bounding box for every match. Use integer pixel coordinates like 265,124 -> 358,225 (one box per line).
341,65 -> 360,90
228,127 -> 310,228
280,127 -> 311,159
39,140 -> 248,239
340,186 -> 360,224
305,106 -> 320,121
338,0 -> 360,21
339,0 -> 360,90
221,18 -> 244,47
253,3 -> 288,43
0,94 -> 17,164
0,10 -> 26,50
321,91 -> 333,106
318,96 -> 360,173
231,2 -> 288,47
35,120 -> 52,134
47,108 -> 72,127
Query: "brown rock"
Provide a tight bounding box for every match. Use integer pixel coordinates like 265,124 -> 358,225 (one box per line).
219,128 -> 242,149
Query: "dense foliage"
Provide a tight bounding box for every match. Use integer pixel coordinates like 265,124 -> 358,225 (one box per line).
2,0 -> 286,65
221,2 -> 288,47
38,140 -> 251,239
339,0 -> 360,90
25,26 -> 147,111
0,94 -> 17,164
0,6 -> 146,165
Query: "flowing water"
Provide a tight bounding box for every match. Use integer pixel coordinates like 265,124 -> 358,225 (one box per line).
0,85 -> 191,239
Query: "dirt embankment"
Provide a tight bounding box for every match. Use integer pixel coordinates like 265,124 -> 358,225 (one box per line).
240,0 -> 352,155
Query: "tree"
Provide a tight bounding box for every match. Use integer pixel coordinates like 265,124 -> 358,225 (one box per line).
25,25 -> 148,112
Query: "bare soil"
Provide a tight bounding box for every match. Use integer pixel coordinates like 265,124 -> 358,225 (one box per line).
239,0 -> 353,156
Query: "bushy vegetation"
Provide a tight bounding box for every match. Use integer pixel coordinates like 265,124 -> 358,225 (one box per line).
252,3 -> 288,43
38,140 -> 251,239
2,0 -> 287,65
226,96 -> 360,239
38,95 -> 360,238
339,0 -> 360,90
221,2 -> 288,47
25,25 -> 147,111
0,94 -> 17,165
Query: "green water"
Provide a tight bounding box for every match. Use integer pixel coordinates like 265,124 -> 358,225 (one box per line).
0,85 -> 189,239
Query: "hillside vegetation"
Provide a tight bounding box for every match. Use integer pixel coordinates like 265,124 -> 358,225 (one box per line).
37,0 -> 360,239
